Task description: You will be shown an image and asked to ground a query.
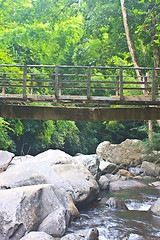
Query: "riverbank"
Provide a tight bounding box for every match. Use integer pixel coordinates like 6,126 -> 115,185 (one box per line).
0,139 -> 160,239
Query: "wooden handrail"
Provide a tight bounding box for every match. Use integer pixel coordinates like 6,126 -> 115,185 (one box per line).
0,65 -> 159,106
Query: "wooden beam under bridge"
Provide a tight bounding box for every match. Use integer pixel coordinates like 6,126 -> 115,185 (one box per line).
0,104 -> 160,121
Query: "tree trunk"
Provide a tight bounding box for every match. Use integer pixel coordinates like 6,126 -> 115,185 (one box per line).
120,0 -> 141,78
120,0 -> 156,141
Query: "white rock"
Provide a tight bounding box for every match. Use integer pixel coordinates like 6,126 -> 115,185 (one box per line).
0,184 -> 70,240
0,149 -> 99,205
0,150 -> 14,172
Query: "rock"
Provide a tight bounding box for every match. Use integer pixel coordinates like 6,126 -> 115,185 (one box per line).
105,174 -> 120,182
11,155 -> 34,165
128,167 -> 144,176
0,149 -> 99,206
98,175 -> 110,190
0,184 -> 71,240
109,179 -> 147,191
105,197 -> 128,210
73,154 -> 100,180
87,228 -> 99,240
133,176 -> 143,180
149,181 -> 160,190
61,228 -> 99,240
20,231 -> 54,240
0,150 -> 14,172
116,169 -> 133,178
67,195 -> 80,219
99,160 -> 117,174
96,139 -> 142,168
38,209 -> 67,237
149,197 -> 160,216
141,161 -> 160,177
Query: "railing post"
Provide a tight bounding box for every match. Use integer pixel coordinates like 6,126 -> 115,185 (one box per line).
119,67 -> 123,100
59,73 -> 62,96
116,75 -> 119,96
55,66 -> 59,100
23,65 -> 27,98
30,75 -> 34,95
2,73 -> 6,94
87,67 -> 91,101
152,68 -> 156,101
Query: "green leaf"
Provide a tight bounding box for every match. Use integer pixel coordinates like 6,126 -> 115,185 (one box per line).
133,9 -> 138,15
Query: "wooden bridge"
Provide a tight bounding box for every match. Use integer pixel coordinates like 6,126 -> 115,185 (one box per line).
0,64 -> 160,121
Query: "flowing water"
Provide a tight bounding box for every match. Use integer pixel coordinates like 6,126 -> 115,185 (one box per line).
68,185 -> 160,240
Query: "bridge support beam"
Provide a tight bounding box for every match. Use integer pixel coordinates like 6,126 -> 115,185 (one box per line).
0,104 -> 159,122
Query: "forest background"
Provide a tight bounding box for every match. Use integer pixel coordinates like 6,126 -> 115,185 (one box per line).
0,0 -> 160,155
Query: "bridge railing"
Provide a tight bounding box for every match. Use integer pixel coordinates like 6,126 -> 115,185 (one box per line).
0,64 -> 160,105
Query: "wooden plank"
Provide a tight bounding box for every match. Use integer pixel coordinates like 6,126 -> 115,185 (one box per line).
62,73 -> 87,76
23,65 -> 27,98
91,81 -> 118,84
116,76 -> 119,96
87,67 -> 91,100
61,86 -> 87,89
0,64 -> 160,71
0,78 -> 23,82
26,79 -> 54,83
29,85 -> 55,88
123,87 -> 151,90
28,73 -> 54,76
152,68 -> 156,101
0,94 -> 159,105
60,80 -> 88,83
30,75 -> 34,95
91,74 -> 118,77
120,67 -> 123,100
0,72 -> 23,75
2,74 -> 6,94
91,87 -> 115,90
55,66 -> 59,99
123,81 -> 151,85
0,84 -> 23,88
0,104 -> 160,121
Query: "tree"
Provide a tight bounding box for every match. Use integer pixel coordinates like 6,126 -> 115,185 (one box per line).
120,0 -> 141,77
0,118 -> 15,151
120,0 -> 160,141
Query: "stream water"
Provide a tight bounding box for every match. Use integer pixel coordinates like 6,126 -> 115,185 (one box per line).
68,184 -> 160,240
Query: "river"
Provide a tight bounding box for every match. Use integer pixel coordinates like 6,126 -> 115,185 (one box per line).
68,183 -> 160,240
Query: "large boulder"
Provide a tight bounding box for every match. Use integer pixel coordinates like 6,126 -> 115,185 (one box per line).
109,179 -> 147,191
149,181 -> 160,190
20,231 -> 54,240
141,161 -> 160,177
0,150 -> 14,172
105,197 -> 128,210
96,139 -> 143,168
0,184 -> 71,240
99,160 -> 117,174
0,149 -> 99,206
73,154 -> 100,180
128,167 -> 144,176
149,198 -> 160,216
98,175 -> 110,190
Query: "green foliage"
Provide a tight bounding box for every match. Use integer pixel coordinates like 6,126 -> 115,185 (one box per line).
143,132 -> 160,152
103,121 -> 148,143
0,118 -> 15,151
0,0 -> 159,155
7,119 -> 82,155
75,121 -> 106,154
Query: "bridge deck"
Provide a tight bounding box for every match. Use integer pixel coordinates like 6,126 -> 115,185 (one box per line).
0,64 -> 160,107
0,94 -> 160,105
